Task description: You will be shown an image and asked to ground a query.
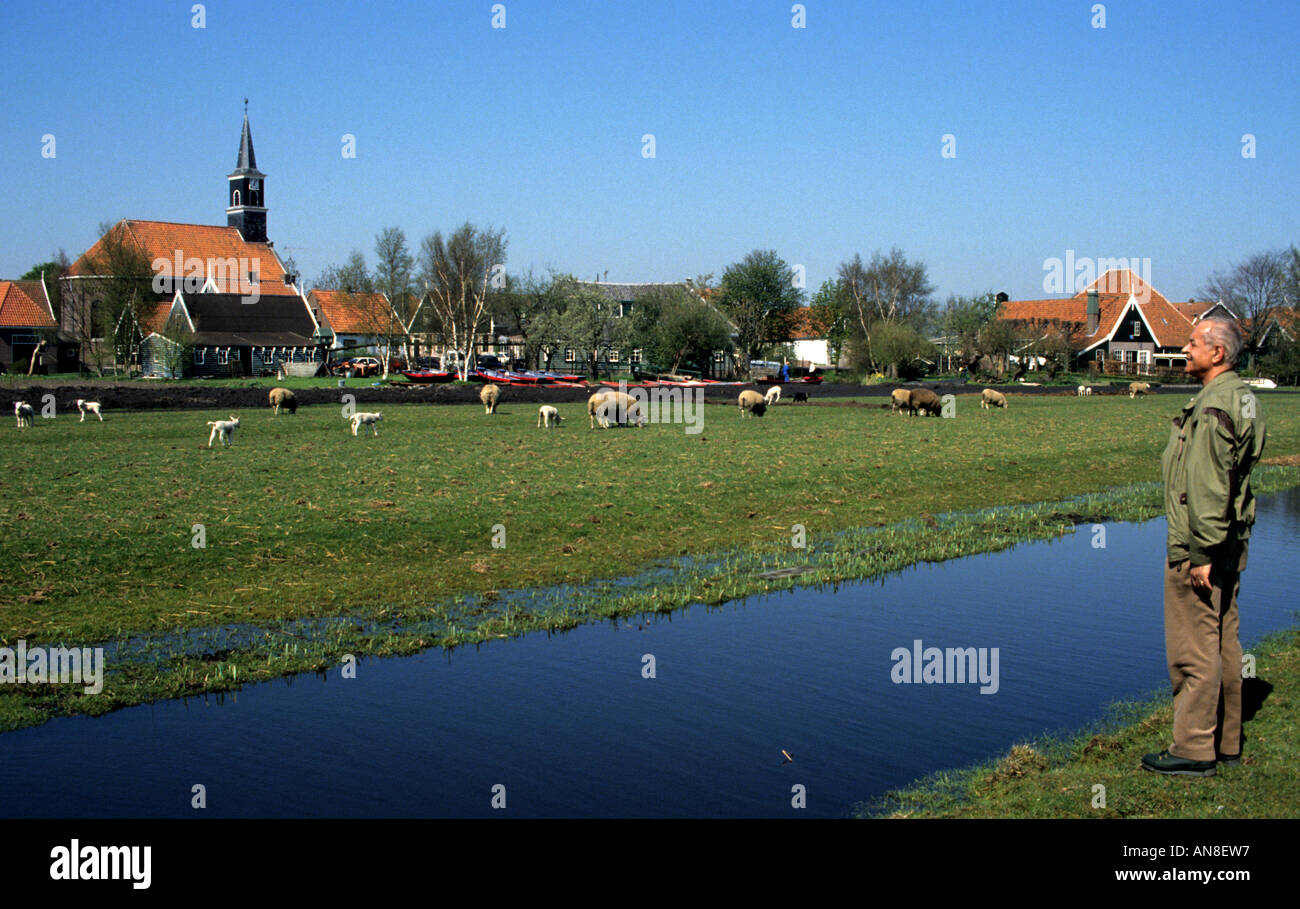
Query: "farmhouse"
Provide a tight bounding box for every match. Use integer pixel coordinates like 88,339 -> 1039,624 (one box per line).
308,289 -> 409,359
0,278 -> 63,374
137,290 -> 323,378
997,269 -> 1209,375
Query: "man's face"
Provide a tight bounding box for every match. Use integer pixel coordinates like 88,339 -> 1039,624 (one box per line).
1182,324 -> 1222,379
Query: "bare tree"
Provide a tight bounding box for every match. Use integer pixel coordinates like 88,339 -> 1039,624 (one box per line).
1201,250 -> 1288,367
373,228 -> 413,378
417,223 -> 507,380
838,248 -> 934,376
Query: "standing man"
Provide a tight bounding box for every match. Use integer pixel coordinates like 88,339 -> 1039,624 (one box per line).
1143,316 -> 1266,777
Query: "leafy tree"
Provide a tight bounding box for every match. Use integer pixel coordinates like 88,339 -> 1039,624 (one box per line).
977,319 -> 1018,377
637,285 -> 733,374
716,249 -> 803,377
849,320 -> 935,380
1258,333 -> 1300,385
937,292 -> 998,374
545,276 -> 620,379
417,223 -> 507,379
808,280 -> 852,369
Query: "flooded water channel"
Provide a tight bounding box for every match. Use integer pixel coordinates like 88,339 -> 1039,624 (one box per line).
4,488 -> 1298,818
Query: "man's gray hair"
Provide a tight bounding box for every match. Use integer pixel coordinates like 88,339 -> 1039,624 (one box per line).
1199,315 -> 1244,366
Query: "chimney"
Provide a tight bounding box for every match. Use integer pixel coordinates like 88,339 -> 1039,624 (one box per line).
995,291 -> 1009,304
1087,289 -> 1100,335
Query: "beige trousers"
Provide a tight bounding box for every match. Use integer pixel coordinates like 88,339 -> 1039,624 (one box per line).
1163,559 -> 1243,762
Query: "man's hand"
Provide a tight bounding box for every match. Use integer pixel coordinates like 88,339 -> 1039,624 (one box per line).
1190,563 -> 1213,591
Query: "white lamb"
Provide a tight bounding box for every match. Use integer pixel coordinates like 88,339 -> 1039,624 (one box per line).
350,412 -> 383,436
76,399 -> 104,422
764,386 -> 782,406
14,401 -> 35,429
537,405 -> 563,428
206,416 -> 240,448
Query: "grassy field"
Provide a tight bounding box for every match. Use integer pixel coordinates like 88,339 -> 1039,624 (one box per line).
1,390 -> 1298,733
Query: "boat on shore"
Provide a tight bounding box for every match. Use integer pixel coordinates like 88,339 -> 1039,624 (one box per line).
400,369 -> 456,383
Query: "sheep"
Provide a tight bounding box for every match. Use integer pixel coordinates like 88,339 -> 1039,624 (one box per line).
907,388 -> 943,417
1076,385 -> 1092,397
206,416 -> 239,448
764,386 -> 782,407
268,387 -> 297,415
890,388 -> 911,414
1129,381 -> 1150,398
537,405 -> 563,428
350,412 -> 383,436
14,401 -> 35,429
793,391 -> 809,404
738,389 -> 767,418
480,384 -> 501,414
592,391 -> 646,429
981,388 -> 1008,409
75,399 -> 104,422
587,391 -> 612,429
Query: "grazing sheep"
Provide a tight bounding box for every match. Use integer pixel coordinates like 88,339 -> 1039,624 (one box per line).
537,405 -> 563,428
480,384 -> 501,414
764,386 -> 782,406
350,412 -> 383,436
1076,385 -> 1092,397
907,388 -> 942,417
1129,381 -> 1150,399
587,391 -> 612,429
592,391 -> 646,428
738,389 -> 767,418
75,399 -> 104,422
268,387 -> 297,415
14,401 -> 36,429
206,416 -> 240,448
981,388 -> 1008,409
890,388 -> 911,414
793,391 -> 809,404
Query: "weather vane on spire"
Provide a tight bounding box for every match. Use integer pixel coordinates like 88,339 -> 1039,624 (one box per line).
243,97 -> 248,113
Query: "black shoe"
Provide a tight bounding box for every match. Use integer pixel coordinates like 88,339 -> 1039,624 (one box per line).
1141,750 -> 1216,777
1216,752 -> 1242,766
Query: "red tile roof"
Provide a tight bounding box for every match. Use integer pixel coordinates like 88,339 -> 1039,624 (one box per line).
0,280 -> 57,328
309,289 -> 404,336
999,269 -> 1198,351
68,220 -> 297,297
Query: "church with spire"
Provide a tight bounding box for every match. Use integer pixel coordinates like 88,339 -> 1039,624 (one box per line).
227,101 -> 268,243
59,104 -> 338,377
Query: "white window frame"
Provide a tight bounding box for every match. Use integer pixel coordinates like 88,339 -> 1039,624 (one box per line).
194,348 -> 205,365
608,348 -> 620,363
1130,320 -> 1141,339
630,349 -> 642,364
564,348 -> 575,363
217,348 -> 230,365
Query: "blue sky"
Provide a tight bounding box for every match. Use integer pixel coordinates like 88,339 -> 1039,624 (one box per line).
3,0 -> 1297,302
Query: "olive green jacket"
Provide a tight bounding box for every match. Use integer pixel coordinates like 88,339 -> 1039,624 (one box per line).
1162,370 -> 1266,569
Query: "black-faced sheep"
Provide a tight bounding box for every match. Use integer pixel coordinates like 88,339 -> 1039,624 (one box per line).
793,391 -> 809,404
268,387 -> 297,415
907,388 -> 942,417
738,389 -> 767,418
981,388 -> 1008,409
480,384 -> 501,414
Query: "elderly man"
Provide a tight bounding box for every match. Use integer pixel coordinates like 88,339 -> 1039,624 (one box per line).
1143,316 -> 1266,777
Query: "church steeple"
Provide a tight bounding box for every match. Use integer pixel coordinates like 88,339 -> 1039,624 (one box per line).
226,100 -> 267,242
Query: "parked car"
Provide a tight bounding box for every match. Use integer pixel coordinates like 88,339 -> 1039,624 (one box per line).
473,354 -> 504,371
332,356 -> 382,377
387,357 -> 407,373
